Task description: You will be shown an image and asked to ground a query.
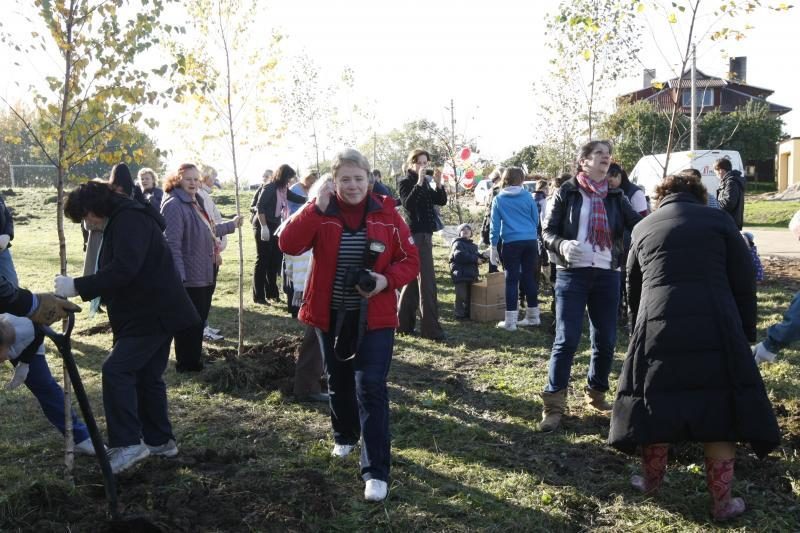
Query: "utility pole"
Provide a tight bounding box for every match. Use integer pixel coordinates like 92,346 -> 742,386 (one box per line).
449,98 -> 456,153
373,132 -> 377,170
690,43 -> 697,152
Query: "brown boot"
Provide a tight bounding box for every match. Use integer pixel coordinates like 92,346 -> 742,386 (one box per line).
584,386 -> 612,414
539,389 -> 567,432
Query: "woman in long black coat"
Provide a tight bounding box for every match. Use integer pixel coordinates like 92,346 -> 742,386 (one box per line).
609,172 -> 779,522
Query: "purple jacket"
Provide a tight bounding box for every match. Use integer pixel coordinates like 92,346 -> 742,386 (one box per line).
161,188 -> 236,287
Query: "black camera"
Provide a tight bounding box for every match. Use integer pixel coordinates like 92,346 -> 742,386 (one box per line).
424,168 -> 435,176
344,268 -> 376,292
344,239 -> 386,293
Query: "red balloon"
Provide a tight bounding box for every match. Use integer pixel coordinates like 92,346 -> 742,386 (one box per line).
463,176 -> 475,189
465,168 -> 475,179
460,147 -> 471,160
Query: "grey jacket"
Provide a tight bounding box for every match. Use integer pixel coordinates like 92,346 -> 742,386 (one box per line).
161,188 -> 237,287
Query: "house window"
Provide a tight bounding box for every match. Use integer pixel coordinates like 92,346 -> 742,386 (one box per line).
682,88 -> 714,108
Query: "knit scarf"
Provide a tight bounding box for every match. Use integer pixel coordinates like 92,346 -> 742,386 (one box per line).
576,172 -> 612,251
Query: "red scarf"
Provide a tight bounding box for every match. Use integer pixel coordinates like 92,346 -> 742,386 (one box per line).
576,172 -> 612,251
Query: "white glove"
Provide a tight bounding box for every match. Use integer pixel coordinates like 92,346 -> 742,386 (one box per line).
559,240 -> 586,264
489,246 -> 499,266
291,290 -> 303,308
0,234 -> 10,251
753,342 -> 777,364
6,362 -> 29,390
260,226 -> 271,242
54,275 -> 77,298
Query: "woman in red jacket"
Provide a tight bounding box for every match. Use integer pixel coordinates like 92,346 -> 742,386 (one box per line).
279,148 -> 419,502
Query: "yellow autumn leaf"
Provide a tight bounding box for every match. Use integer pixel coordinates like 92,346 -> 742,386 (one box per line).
583,49 -> 592,60
668,12 -> 678,23
637,2 -> 646,12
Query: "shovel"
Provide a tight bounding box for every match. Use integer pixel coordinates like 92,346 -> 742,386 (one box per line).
42,314 -> 119,518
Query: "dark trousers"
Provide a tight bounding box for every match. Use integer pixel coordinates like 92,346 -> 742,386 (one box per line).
398,232 -> 444,339
454,281 -> 471,319
317,313 -> 394,482
501,240 -> 539,311
174,285 -> 213,371
18,351 -> 89,443
293,325 -> 324,395
252,223 -> 282,301
102,334 -> 174,447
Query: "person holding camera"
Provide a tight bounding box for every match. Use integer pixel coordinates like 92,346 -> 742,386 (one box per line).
397,149 -> 447,340
278,149 -> 419,502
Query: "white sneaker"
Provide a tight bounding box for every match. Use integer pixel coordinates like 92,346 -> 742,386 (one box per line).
331,443 -> 355,458
74,438 -> 102,456
364,479 -> 388,502
107,442 -> 150,474
206,326 -> 221,335
753,342 -> 777,364
517,306 -> 541,327
146,439 -> 179,458
203,327 -> 224,341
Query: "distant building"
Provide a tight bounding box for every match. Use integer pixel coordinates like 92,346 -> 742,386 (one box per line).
777,138 -> 800,193
617,58 -> 792,182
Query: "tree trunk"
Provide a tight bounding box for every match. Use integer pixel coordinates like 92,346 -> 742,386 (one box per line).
58,0 -> 77,483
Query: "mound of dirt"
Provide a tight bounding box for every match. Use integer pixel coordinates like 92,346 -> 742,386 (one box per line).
762,257 -> 800,291
79,322 -> 113,336
203,336 -> 302,393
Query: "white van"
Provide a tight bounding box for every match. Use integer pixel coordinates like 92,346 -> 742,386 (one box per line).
628,150 -> 744,206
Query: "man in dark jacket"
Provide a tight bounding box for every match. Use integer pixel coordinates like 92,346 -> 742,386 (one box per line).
397,149 -> 447,340
714,158 -> 746,230
56,181 -> 200,474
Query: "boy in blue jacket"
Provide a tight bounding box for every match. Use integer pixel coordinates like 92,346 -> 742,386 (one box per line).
449,223 -> 487,320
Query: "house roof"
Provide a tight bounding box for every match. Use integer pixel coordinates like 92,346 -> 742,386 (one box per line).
617,68 -> 790,115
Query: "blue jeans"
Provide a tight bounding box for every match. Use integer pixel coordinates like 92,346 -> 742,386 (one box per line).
764,290 -> 800,353
500,240 -> 539,311
0,249 -> 19,288
19,351 -> 90,443
318,314 -> 394,482
546,268 -> 620,393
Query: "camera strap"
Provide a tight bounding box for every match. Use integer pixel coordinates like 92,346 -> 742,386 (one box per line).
331,303 -> 367,362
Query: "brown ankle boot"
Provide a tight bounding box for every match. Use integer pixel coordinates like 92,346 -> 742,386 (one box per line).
583,386 -> 612,414
705,457 -> 746,521
631,444 -> 669,495
539,389 -> 567,432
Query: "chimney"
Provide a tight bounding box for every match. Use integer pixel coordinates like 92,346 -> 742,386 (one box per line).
729,56 -> 747,83
643,68 -> 656,89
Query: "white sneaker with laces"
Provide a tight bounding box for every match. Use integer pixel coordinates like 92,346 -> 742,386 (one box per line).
107,442 -> 150,474
74,438 -> 101,456
331,443 -> 355,458
364,479 -> 388,501
146,439 -> 179,458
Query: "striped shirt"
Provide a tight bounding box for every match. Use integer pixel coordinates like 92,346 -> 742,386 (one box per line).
331,229 -> 367,311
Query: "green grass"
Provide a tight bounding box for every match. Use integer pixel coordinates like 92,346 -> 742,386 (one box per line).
745,199 -> 800,228
0,187 -> 798,532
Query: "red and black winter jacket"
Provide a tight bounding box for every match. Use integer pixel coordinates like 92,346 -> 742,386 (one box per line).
278,193 -> 420,333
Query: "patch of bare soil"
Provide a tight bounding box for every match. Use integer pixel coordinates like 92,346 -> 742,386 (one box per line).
203,335 -> 302,393
761,257 -> 800,291
79,322 -> 113,336
2,447 -> 334,532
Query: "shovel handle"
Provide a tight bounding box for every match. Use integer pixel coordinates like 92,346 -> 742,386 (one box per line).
42,313 -> 119,520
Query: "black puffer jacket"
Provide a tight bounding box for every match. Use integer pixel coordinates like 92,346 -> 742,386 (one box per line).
609,192 -> 779,458
449,237 -> 481,283
543,177 -> 641,269
716,169 -> 746,230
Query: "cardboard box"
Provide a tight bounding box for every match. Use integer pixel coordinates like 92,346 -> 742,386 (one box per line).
470,272 -> 506,322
